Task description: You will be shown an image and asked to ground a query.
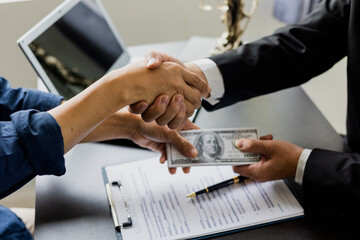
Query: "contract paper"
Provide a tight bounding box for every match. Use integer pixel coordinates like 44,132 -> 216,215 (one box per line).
104,157 -> 303,239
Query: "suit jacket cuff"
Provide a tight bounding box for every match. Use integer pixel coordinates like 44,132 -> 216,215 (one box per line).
192,59 -> 224,105
295,149 -> 312,185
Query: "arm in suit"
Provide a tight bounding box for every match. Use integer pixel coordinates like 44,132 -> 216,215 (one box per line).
203,0 -> 348,111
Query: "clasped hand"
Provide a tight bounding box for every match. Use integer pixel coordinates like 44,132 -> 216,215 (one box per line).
128,52 -> 208,129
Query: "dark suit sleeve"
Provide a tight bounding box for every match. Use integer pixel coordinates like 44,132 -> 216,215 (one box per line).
303,149 -> 360,219
203,0 -> 349,111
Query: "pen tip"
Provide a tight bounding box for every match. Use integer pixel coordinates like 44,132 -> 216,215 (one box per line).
186,192 -> 196,198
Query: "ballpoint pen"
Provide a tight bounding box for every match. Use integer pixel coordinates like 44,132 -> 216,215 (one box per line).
186,175 -> 250,198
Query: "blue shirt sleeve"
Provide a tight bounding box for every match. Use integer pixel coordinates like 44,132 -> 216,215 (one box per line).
0,77 -> 65,239
0,206 -> 32,240
0,76 -> 63,121
0,110 -> 65,198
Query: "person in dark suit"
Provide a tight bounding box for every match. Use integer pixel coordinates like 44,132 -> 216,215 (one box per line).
131,0 -> 359,219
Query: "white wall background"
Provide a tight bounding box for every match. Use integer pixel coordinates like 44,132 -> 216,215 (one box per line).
0,0 -> 347,208
0,0 -> 284,89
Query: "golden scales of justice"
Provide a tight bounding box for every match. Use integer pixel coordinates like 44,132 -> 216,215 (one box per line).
199,0 -> 259,55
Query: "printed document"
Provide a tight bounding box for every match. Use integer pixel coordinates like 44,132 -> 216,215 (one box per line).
104,157 -> 303,239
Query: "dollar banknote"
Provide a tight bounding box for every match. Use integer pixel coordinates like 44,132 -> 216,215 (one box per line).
166,128 -> 260,167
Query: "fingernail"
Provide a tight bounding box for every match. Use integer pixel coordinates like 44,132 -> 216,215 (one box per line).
147,58 -> 156,67
175,95 -> 183,104
138,103 -> 147,112
161,95 -> 170,105
235,139 -> 244,149
189,148 -> 198,157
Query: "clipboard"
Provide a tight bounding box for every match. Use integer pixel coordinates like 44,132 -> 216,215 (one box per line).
102,167 -> 132,240
102,157 -> 304,240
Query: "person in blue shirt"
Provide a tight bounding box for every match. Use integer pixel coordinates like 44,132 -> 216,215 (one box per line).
0,59 -> 210,239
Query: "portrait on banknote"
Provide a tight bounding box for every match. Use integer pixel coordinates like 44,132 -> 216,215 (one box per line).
194,132 -> 224,163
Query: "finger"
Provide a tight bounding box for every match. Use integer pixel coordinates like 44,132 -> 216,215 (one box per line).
155,94 -> 183,126
180,67 -> 210,98
260,134 -> 273,140
168,131 -> 198,158
167,103 -> 187,129
128,101 -> 149,114
160,154 -> 166,164
168,168 -> 177,174
183,100 -> 196,118
174,116 -> 189,131
145,51 -> 184,69
145,51 -> 162,69
235,138 -> 271,155
182,167 -> 191,174
141,95 -> 170,122
181,120 -> 200,131
180,85 -> 202,110
233,163 -> 267,182
232,165 -> 253,178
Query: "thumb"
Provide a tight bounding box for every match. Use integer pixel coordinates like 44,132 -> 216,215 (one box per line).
145,56 -> 161,69
235,138 -> 269,155
145,51 -> 184,69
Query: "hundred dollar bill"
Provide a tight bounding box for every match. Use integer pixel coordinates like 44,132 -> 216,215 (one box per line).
166,128 -> 260,167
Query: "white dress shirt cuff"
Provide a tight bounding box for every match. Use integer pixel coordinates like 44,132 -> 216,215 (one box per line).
192,59 -> 225,105
295,149 -> 312,185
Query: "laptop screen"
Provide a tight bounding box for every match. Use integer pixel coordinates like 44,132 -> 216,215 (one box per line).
27,0 -> 127,100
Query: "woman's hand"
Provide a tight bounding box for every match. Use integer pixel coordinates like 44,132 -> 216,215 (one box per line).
82,108 -> 199,174
130,117 -> 199,174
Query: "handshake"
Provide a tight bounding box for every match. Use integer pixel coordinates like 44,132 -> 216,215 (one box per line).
126,51 -> 210,130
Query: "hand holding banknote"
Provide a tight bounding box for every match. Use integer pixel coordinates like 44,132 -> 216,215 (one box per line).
232,136 -> 304,182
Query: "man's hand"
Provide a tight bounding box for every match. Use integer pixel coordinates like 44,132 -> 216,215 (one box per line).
129,51 -> 210,129
144,51 -> 209,98
232,135 -> 304,182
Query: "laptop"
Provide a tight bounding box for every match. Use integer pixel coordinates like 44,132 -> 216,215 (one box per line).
18,0 -> 201,125
17,0 -> 131,100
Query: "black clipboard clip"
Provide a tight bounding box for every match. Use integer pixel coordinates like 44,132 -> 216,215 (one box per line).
105,180 -> 132,231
